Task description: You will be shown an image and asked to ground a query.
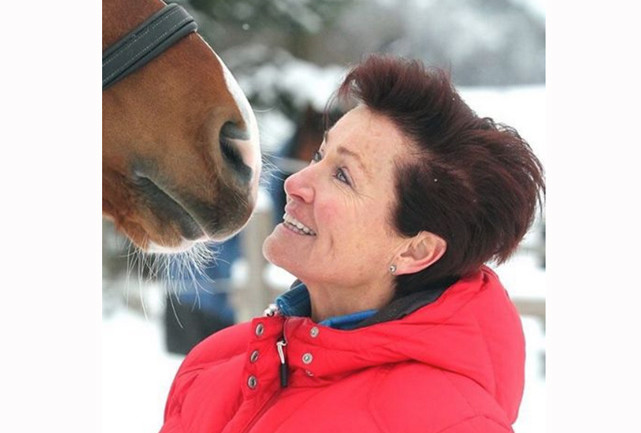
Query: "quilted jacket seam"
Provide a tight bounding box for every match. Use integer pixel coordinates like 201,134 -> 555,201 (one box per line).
440,370 -> 508,433
433,415 -> 510,433
367,365 -> 394,433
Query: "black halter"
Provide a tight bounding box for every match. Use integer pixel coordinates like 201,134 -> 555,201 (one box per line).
102,3 -> 198,90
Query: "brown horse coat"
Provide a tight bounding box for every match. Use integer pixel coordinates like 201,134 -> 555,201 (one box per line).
103,0 -> 260,252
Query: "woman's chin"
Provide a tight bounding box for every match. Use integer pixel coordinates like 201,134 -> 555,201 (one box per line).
262,225 -> 286,266
262,224 -> 302,274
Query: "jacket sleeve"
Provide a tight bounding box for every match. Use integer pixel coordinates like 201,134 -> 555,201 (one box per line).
161,322 -> 251,423
435,416 -> 513,433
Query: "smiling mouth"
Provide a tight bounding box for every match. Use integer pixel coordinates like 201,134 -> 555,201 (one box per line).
283,212 -> 317,236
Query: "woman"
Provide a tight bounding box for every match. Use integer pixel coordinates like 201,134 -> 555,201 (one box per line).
159,55 -> 545,433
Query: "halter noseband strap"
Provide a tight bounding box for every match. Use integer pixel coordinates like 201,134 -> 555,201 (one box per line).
102,3 -> 198,90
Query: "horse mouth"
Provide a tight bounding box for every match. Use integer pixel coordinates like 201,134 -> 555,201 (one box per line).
134,175 -> 207,242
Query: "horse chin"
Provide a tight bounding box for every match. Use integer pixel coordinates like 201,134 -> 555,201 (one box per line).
138,226 -> 243,254
143,187 -> 252,249
124,226 -> 206,254
119,202 -> 251,254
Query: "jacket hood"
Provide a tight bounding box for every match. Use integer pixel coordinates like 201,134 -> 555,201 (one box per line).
282,265 -> 525,423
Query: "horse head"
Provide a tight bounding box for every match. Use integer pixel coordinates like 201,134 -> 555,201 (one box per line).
102,0 -> 260,253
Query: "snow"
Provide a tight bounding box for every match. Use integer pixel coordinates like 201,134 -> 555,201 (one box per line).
458,86 -> 547,166
238,55 -> 345,113
238,57 -> 345,153
102,307 -> 183,433
511,0 -> 546,20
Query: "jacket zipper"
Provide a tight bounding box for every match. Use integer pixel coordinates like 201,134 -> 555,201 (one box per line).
276,336 -> 289,388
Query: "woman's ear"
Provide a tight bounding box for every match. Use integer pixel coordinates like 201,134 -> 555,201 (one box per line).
395,231 -> 447,276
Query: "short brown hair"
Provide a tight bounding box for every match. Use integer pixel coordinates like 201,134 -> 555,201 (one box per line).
332,55 -> 545,295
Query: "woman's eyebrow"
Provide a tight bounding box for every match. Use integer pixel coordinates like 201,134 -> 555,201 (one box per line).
325,129 -> 370,178
337,145 -> 370,179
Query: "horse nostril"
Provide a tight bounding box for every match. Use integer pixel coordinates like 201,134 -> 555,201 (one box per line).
220,122 -> 252,183
221,121 -> 250,140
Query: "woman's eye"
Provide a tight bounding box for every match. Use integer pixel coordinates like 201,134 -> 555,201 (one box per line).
335,168 -> 350,185
311,151 -> 322,163
310,150 -> 351,186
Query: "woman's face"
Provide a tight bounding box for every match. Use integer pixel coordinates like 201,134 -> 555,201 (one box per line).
263,105 -> 412,291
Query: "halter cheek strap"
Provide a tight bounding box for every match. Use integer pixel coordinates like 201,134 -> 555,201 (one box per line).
102,3 -> 198,90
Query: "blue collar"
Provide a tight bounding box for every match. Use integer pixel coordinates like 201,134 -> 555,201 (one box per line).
274,283 -> 377,330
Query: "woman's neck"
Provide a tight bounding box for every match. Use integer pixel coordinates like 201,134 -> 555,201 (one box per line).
304,279 -> 395,322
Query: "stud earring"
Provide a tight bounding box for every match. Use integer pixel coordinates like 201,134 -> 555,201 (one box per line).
389,264 -> 397,274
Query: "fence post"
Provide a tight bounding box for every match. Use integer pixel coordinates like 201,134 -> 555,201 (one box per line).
234,191 -> 275,322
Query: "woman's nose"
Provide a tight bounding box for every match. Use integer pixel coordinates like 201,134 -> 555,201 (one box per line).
284,166 -> 314,203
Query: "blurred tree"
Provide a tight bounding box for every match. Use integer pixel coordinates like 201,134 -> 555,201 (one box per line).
308,0 -> 545,86
183,0 -> 354,58
179,0 -> 543,86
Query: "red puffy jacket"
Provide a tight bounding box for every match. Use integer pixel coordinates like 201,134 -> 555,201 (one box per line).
159,266 -> 525,433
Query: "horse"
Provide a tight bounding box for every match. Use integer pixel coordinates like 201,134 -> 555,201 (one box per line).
103,0 -> 261,254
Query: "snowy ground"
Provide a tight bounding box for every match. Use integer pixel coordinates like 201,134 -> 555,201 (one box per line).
102,251 -> 545,433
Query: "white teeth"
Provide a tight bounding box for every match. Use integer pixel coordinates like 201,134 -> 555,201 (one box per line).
283,213 -> 316,236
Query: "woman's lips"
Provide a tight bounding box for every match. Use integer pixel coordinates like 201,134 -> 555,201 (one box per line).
282,212 -> 317,236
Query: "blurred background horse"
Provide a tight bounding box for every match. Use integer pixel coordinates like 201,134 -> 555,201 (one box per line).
102,0 -> 261,254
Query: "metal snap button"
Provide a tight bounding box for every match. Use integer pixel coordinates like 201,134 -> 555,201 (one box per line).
247,375 -> 258,389
255,323 -> 264,337
302,353 -> 313,364
310,327 -> 319,338
250,350 -> 259,363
